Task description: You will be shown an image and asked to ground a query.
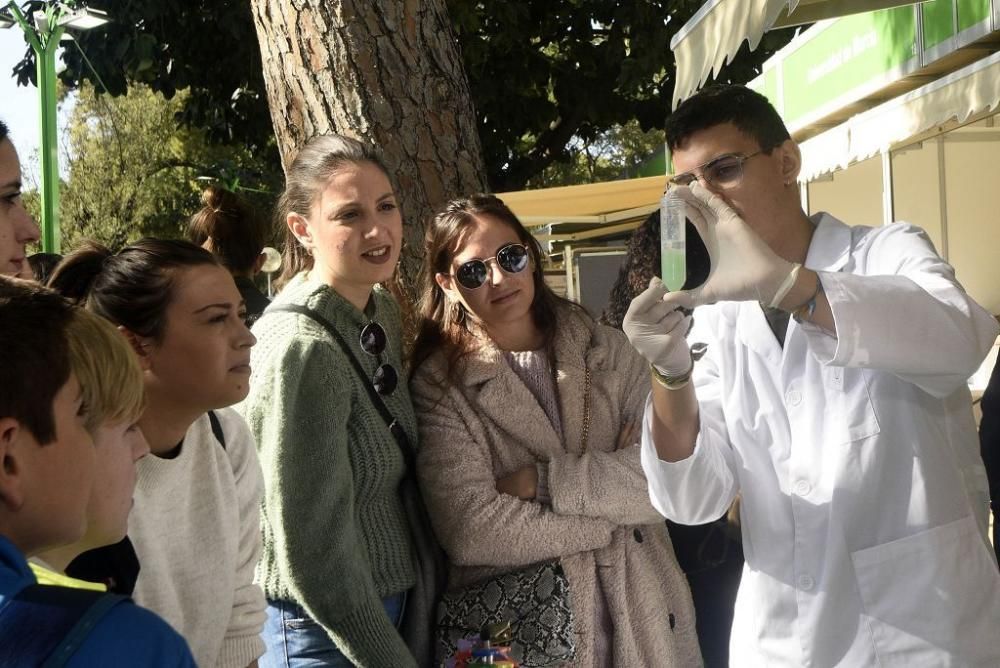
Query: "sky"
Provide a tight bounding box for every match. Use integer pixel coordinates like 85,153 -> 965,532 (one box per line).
0,28 -> 76,187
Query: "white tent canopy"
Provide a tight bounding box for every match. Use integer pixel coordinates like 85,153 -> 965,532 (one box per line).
798,49 -> 1000,181
496,175 -> 665,229
670,0 -> 926,108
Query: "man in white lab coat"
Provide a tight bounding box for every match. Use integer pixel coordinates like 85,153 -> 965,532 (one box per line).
624,84 -> 1000,666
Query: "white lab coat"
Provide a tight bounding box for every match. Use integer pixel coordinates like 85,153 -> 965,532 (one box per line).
641,213 -> 1000,667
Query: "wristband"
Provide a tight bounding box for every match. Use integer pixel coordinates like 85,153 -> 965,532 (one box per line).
651,362 -> 693,390
791,274 -> 824,323
650,343 -> 708,391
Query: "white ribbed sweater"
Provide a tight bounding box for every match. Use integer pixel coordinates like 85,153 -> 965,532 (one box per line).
129,408 -> 266,667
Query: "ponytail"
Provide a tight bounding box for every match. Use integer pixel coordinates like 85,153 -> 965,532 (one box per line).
47,240 -> 113,305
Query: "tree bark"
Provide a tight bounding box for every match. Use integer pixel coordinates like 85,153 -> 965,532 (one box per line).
250,0 -> 487,285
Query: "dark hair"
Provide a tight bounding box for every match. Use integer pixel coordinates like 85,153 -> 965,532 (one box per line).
47,238 -> 219,341
0,119 -> 8,143
188,186 -> 268,275
27,253 -> 63,284
411,194 -> 579,382
665,84 -> 790,154
601,210 -> 662,330
0,276 -> 74,444
601,210 -> 711,330
275,133 -> 392,289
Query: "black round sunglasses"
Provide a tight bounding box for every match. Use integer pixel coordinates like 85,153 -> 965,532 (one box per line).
360,321 -> 397,396
450,242 -> 530,290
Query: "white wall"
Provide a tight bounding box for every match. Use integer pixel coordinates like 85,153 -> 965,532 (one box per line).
805,114 -> 1000,315
891,138 -> 946,255
941,121 -> 1000,315
807,154 -> 883,228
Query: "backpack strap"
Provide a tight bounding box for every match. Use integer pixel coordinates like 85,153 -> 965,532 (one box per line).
0,585 -> 127,668
264,304 -> 413,463
208,410 -> 226,449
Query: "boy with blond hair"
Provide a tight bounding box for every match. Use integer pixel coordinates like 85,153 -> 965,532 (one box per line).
0,276 -> 194,665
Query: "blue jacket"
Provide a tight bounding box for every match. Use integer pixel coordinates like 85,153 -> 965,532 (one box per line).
0,535 -> 195,666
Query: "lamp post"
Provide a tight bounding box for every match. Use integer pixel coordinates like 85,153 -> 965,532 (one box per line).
0,1 -> 107,253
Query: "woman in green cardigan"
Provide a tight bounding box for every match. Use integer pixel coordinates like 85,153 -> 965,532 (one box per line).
241,134 -> 439,668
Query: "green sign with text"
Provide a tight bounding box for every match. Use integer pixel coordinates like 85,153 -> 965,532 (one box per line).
780,7 -> 917,126
747,0 -> 997,132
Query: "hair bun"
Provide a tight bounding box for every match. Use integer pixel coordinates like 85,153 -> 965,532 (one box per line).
201,185 -> 223,209
46,240 -> 114,305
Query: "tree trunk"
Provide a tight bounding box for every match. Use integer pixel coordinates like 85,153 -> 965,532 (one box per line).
250,0 -> 487,287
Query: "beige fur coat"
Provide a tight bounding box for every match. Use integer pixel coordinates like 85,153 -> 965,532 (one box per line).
411,306 -> 702,667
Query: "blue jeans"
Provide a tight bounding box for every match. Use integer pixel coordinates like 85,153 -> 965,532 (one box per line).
260,592 -> 407,668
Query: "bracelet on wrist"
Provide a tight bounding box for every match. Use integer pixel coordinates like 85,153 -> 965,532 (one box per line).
650,343 -> 708,391
790,272 -> 824,323
651,362 -> 692,390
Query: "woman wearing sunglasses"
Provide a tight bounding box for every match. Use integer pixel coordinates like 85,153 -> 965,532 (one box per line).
240,134 -> 436,668
410,195 -> 701,667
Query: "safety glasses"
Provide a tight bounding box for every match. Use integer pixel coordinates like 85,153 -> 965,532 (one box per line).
360,321 -> 398,395
450,242 -> 530,290
669,150 -> 766,190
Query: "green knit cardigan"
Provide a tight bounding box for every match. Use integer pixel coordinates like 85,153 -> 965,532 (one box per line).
240,273 -> 417,667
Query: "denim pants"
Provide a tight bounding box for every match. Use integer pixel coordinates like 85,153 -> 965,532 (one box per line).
260,591 -> 408,668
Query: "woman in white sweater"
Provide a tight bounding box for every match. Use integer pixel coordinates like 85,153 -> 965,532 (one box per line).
410,195 -> 701,667
49,239 -> 266,667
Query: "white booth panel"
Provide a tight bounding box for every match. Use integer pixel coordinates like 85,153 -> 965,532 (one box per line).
807,154 -> 883,228
891,139 -> 945,255
942,121 -> 1000,315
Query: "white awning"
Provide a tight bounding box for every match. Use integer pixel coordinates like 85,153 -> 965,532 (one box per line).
798,50 -> 1000,181
670,0 -> 925,108
496,175 -> 665,227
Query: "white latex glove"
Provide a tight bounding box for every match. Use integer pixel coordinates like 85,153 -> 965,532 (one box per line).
623,277 -> 693,376
671,182 -> 800,308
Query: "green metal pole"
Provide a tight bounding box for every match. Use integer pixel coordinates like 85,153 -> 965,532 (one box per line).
36,31 -> 62,253
8,2 -> 64,254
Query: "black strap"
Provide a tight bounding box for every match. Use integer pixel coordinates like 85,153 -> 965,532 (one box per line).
64,537 -> 140,596
265,304 -> 413,460
208,410 -> 226,449
0,584 -> 127,667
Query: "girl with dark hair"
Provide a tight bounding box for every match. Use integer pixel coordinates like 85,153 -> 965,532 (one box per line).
188,186 -> 271,326
410,195 -> 701,667
240,133 -> 440,668
47,239 -> 266,668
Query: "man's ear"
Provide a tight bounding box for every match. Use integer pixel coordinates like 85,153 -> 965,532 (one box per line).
778,139 -> 802,186
287,213 -> 313,252
0,418 -> 27,511
118,325 -> 153,371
